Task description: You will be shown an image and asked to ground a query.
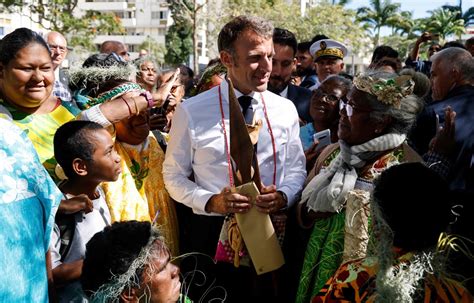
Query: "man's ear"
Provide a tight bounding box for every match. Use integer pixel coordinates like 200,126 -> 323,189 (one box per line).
220,50 -> 234,69
119,287 -> 139,303
339,62 -> 345,72
72,158 -> 88,177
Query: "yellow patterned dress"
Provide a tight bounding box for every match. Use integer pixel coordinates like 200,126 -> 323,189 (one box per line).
102,133 -> 179,256
0,99 -> 80,182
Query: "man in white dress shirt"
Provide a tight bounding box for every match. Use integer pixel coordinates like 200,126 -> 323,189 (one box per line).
163,15 -> 306,301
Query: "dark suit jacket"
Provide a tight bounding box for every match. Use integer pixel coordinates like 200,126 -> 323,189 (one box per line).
286,84 -> 313,124
300,72 -> 318,89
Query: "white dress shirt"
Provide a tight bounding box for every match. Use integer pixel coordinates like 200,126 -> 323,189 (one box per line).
163,80 -> 306,216
279,85 -> 289,98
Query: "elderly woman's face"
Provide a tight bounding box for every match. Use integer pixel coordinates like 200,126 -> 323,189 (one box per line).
114,90 -> 150,145
309,80 -> 345,126
137,61 -> 157,90
0,42 -> 54,108
141,246 -> 181,303
338,88 -> 380,145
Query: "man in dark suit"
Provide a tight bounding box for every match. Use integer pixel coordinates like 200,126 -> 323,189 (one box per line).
269,28 -> 313,124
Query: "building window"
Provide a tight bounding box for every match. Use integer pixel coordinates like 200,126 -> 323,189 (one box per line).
152,11 -> 167,20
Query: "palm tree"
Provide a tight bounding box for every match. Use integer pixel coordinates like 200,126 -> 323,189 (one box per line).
420,8 -> 465,40
356,0 -> 401,46
443,0 -> 474,26
331,0 -> 351,5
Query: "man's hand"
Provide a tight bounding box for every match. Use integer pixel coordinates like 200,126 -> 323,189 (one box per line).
58,194 -> 93,215
255,185 -> 287,214
148,109 -> 168,131
430,106 -> 456,156
417,32 -> 432,44
205,187 -> 252,214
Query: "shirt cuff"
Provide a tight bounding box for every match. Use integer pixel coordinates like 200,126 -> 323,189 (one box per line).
192,190 -> 222,216
77,104 -> 112,128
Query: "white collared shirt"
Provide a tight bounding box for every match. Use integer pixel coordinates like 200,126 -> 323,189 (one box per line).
279,86 -> 289,99
163,80 -> 306,215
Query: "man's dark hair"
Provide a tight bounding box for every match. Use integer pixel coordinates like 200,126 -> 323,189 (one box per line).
273,28 -> 297,56
441,40 -> 467,50
373,163 -> 451,251
218,15 -> 273,55
466,36 -> 474,48
310,34 -> 329,44
370,45 -> 399,64
81,221 -> 154,296
54,120 -> 105,179
0,27 -> 50,65
297,41 -> 312,53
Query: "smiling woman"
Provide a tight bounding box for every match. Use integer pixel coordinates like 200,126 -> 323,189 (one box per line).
0,28 -> 80,181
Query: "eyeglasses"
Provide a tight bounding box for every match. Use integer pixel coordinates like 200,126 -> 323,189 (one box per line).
48,44 -> 68,54
339,102 -> 372,117
170,84 -> 184,94
314,88 -> 344,104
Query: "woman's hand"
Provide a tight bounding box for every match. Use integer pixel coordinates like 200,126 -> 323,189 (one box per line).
152,68 -> 180,107
58,194 -> 93,215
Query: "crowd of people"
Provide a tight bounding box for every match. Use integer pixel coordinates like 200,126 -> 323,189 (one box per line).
0,14 -> 473,303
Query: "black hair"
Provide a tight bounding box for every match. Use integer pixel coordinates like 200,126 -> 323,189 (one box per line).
273,28 -> 297,56
82,52 -> 127,68
81,221 -> 154,297
310,34 -> 329,44
0,27 -> 50,65
54,120 -> 105,179
69,53 -> 130,95
297,41 -> 312,53
441,41 -> 467,50
370,45 -> 399,64
373,163 -> 451,251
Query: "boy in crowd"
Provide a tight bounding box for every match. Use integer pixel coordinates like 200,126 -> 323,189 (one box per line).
50,120 -> 121,302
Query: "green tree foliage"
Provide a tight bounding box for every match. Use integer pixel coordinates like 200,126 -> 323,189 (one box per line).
207,0 -> 368,57
164,22 -> 193,65
418,8 -> 465,39
138,36 -> 167,66
356,0 -> 402,46
0,0 -> 124,50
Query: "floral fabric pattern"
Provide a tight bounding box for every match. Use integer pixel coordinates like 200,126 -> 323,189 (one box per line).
0,116 -> 62,302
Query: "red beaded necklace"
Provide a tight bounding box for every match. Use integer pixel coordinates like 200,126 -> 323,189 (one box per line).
218,86 -> 277,187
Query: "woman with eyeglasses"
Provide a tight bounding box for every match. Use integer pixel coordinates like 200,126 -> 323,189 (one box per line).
295,70 -> 428,303
300,75 -> 352,172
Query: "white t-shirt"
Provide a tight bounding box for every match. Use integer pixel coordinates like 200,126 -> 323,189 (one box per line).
51,186 -> 111,303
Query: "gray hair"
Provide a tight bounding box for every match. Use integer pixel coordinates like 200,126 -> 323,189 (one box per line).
133,56 -> 159,76
431,47 -> 474,82
361,70 -> 424,135
218,15 -> 273,55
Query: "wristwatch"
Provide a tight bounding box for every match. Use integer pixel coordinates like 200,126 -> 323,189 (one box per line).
140,91 -> 154,108
277,190 -> 288,207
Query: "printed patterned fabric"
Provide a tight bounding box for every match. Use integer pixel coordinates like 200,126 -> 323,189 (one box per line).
312,255 -> 473,303
102,133 -> 179,256
0,99 -> 80,182
0,116 -> 62,302
296,212 -> 345,303
296,145 -> 407,303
